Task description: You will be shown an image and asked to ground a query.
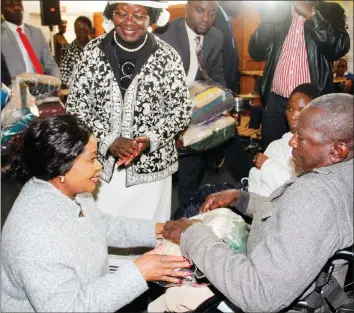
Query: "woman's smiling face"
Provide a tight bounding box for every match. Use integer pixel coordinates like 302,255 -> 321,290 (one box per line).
63,136 -> 102,198
113,3 -> 150,42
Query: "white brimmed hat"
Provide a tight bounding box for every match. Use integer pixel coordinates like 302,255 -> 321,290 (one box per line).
105,1 -> 170,27
107,1 -> 169,9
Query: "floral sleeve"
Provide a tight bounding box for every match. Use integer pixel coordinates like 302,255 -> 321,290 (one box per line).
143,51 -> 192,152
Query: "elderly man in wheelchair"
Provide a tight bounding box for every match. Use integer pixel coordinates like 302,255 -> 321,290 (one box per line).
160,94 -> 353,313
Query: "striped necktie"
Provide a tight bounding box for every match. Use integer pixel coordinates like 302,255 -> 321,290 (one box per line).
195,36 -> 235,95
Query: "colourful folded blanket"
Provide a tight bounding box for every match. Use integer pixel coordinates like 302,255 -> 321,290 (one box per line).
189,82 -> 234,125
183,116 -> 236,151
191,94 -> 234,125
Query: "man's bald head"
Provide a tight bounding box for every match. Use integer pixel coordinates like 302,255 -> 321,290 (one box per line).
309,93 -> 353,156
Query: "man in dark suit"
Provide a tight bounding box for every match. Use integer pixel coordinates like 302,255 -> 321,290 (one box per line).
155,1 -> 251,207
156,1 -> 224,87
214,2 -> 240,94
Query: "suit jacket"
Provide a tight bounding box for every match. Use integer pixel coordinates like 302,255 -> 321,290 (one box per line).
214,7 -> 239,93
1,22 -> 60,79
155,17 -> 225,86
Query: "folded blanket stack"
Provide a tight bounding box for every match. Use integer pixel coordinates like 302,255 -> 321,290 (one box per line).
182,82 -> 235,152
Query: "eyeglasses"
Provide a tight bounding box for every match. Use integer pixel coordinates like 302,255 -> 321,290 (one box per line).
112,11 -> 148,23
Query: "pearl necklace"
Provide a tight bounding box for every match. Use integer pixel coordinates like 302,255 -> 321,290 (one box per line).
113,32 -> 148,52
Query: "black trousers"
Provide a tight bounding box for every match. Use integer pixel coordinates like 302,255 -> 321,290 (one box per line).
261,92 -> 290,150
177,131 -> 252,207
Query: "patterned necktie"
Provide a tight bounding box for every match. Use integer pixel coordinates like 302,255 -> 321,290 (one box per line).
17,27 -> 44,74
195,36 -> 235,95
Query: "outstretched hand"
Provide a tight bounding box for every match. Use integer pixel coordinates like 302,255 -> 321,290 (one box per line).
199,189 -> 241,213
162,218 -> 202,245
134,245 -> 192,284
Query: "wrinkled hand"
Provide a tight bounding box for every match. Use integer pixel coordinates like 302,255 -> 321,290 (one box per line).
110,137 -> 139,160
155,222 -> 164,240
162,218 -> 202,244
292,1 -> 314,19
253,153 -> 269,169
134,247 -> 192,284
200,189 -> 241,213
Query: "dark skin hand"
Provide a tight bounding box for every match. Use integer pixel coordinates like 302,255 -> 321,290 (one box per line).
162,218 -> 202,245
292,1 -> 314,19
253,152 -> 269,169
113,136 -> 150,167
175,132 -> 186,150
199,189 -> 241,213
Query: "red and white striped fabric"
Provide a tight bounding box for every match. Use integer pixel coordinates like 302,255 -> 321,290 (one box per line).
272,9 -> 311,98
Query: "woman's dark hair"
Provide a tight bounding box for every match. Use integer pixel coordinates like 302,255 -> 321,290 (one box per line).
316,2 -> 348,30
75,16 -> 93,29
22,114 -> 92,181
103,3 -> 162,26
290,83 -> 321,100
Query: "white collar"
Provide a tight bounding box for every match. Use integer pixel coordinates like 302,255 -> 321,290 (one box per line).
185,21 -> 203,41
5,21 -> 24,32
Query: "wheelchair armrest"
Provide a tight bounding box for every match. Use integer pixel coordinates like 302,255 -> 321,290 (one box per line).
330,247 -> 354,263
194,295 -> 224,312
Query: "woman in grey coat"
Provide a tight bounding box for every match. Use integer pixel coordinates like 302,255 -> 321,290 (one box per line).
1,114 -> 191,312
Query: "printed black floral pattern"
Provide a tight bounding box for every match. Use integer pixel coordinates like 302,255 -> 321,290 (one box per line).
66,34 -> 192,186
59,40 -> 84,87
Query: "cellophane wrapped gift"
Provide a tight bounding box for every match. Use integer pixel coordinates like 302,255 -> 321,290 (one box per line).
155,208 -> 250,287
189,81 -> 234,125
181,82 -> 236,152
1,83 -> 11,110
182,115 -> 235,152
1,74 -> 65,180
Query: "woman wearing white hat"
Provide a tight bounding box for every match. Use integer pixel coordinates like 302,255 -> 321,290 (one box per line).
66,2 -> 192,224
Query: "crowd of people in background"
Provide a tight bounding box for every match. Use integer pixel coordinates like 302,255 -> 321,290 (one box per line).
1,0 -> 353,312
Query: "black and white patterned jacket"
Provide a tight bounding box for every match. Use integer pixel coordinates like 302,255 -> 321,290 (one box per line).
59,39 -> 84,87
66,32 -> 192,187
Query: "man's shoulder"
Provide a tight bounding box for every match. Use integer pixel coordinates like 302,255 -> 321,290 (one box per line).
207,26 -> 224,42
23,23 -> 42,33
154,17 -> 184,37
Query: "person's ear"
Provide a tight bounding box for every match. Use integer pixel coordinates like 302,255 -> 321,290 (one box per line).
330,142 -> 349,163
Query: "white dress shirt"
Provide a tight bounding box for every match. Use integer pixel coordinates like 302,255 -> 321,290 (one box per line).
185,22 -> 204,87
5,21 -> 35,73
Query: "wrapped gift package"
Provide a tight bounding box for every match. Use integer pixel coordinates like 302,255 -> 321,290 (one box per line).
14,73 -> 61,100
1,74 -> 65,180
182,115 -> 235,152
189,81 -> 234,125
156,208 -> 250,287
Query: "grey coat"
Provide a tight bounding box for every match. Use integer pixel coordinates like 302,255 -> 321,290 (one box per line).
1,22 -> 60,79
181,159 -> 353,312
1,178 -> 157,312
155,17 -> 225,86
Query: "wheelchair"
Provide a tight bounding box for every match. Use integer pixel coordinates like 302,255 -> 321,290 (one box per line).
192,245 -> 354,313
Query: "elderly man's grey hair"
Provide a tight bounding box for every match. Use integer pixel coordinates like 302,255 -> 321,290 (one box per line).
309,93 -> 353,154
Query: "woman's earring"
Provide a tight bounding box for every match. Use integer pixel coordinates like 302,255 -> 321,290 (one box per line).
147,26 -> 152,33
60,176 -> 65,183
